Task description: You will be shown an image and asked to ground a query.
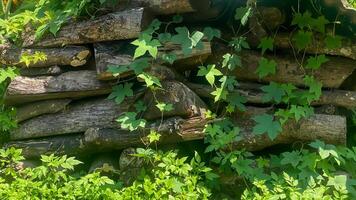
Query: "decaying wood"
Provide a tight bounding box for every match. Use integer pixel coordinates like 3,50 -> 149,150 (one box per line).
207,45 -> 356,88
16,99 -> 71,123
19,66 -> 63,77
5,70 -> 113,105
94,41 -> 211,80
0,45 -> 91,67
115,0 -> 195,15
23,8 -> 152,47
274,33 -> 356,60
323,0 -> 356,24
88,154 -> 120,176
187,82 -> 356,109
119,148 -> 145,186
10,81 -> 207,140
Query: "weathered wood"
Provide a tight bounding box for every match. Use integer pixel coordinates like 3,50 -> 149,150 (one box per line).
23,8 -> 152,47
115,0 -> 195,15
10,81 -> 207,140
94,41 -> 211,80
5,70 -> 113,105
19,66 -> 63,77
274,33 -> 356,60
0,45 -> 91,67
119,148 -> 145,186
231,107 -> 346,151
323,0 -> 356,24
207,45 -> 356,88
88,154 -> 120,177
16,99 -> 71,123
187,82 -> 356,109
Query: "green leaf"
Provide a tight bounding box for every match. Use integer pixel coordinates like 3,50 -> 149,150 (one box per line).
172,15 -> 183,23
117,112 -> 146,131
327,175 -> 347,189
137,72 -> 162,88
147,130 -> 161,143
219,76 -> 238,91
131,33 -> 161,59
229,37 -> 250,52
311,16 -> 329,33
293,30 -> 313,50
226,92 -> 247,112
252,114 -> 282,140
222,53 -> 241,70
258,37 -> 274,55
255,57 -> 277,78
289,105 -> 313,122
235,7 -> 251,26
281,151 -> 302,167
171,27 -> 203,56
305,55 -> 329,70
158,33 -> 172,43
325,35 -> 342,49
261,82 -> 285,103
197,64 -> 223,86
161,53 -> 177,64
303,75 -> 322,102
203,27 -> 221,41
211,87 -> 228,102
191,31 -> 204,47
108,83 -> 133,104
134,100 -> 147,112
156,102 -> 174,112
291,11 -> 313,29
0,67 -> 18,83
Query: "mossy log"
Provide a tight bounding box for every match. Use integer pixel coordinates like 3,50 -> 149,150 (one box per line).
94,41 -> 211,80
16,99 -> 71,123
274,33 -> 356,60
19,66 -> 63,77
23,8 -> 152,47
10,81 -> 207,140
187,82 -> 356,109
0,45 -> 91,67
207,45 -> 356,88
5,70 -> 113,105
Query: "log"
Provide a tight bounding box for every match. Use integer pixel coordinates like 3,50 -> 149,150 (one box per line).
16,99 -> 71,123
119,148 -> 145,186
115,0 -> 195,15
323,0 -> 356,24
10,81 -> 207,140
88,154 -> 120,177
19,66 -> 63,77
23,8 -> 152,47
94,41 -> 211,80
0,45 -> 91,67
186,82 -> 356,109
207,45 -> 356,88
274,33 -> 356,60
7,109 -> 345,157
5,70 -> 113,105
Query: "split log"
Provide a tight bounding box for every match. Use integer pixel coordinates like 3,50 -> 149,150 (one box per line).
119,148 -> 144,186
207,45 -> 356,88
19,66 -> 63,77
187,82 -> 356,109
16,99 -> 71,123
10,81 -> 207,140
274,33 -> 356,60
5,70 -> 113,105
94,41 -> 211,80
7,109 -> 345,157
0,45 -> 91,67
23,8 -> 152,47
115,0 -> 195,15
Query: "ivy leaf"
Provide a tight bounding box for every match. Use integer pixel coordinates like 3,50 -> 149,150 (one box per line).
303,75 -> 322,102
131,33 -> 161,59
258,37 -> 274,55
161,53 -> 177,64
203,27 -> 221,41
235,7 -> 252,26
229,37 -> 250,52
137,72 -> 162,88
171,27 -> 203,56
211,87 -> 228,102
219,76 -> 238,91
134,100 -> 147,112
255,57 -> 277,78
325,35 -> 342,49
107,65 -> 130,77
289,105 -> 314,122
281,151 -> 302,167
108,83 -> 133,104
311,16 -> 329,33
172,15 -> 183,23
147,130 -> 161,143
197,64 -> 223,86
158,33 -> 172,43
130,58 -> 151,74
293,30 -> 313,50
291,11 -> 313,29
252,114 -> 282,140
191,31 -> 204,47
305,55 -> 329,70
156,102 -> 174,112
261,82 -> 285,103
222,53 -> 241,70
226,92 -> 247,112
0,67 -> 18,83
117,112 -> 146,131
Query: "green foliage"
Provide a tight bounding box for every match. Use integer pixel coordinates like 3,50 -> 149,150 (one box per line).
108,83 -> 134,104
197,64 -> 223,86
116,112 -> 146,131
258,37 -> 274,55
305,54 -> 329,70
252,114 -> 282,140
255,57 -> 277,78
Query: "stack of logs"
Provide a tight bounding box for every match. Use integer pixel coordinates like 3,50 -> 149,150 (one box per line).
1,0 -> 356,174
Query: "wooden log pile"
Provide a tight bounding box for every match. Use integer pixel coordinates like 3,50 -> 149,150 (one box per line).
2,0 -> 356,169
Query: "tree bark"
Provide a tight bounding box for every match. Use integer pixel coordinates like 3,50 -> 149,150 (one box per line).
94,41 -> 211,80
19,66 -> 63,77
0,45 -> 91,67
16,99 -> 71,123
114,0 -> 195,15
186,82 -> 356,109
5,70 -> 113,105
10,81 -> 207,140
23,8 -> 153,47
274,33 -> 356,60
323,0 -> 356,24
207,45 -> 356,88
